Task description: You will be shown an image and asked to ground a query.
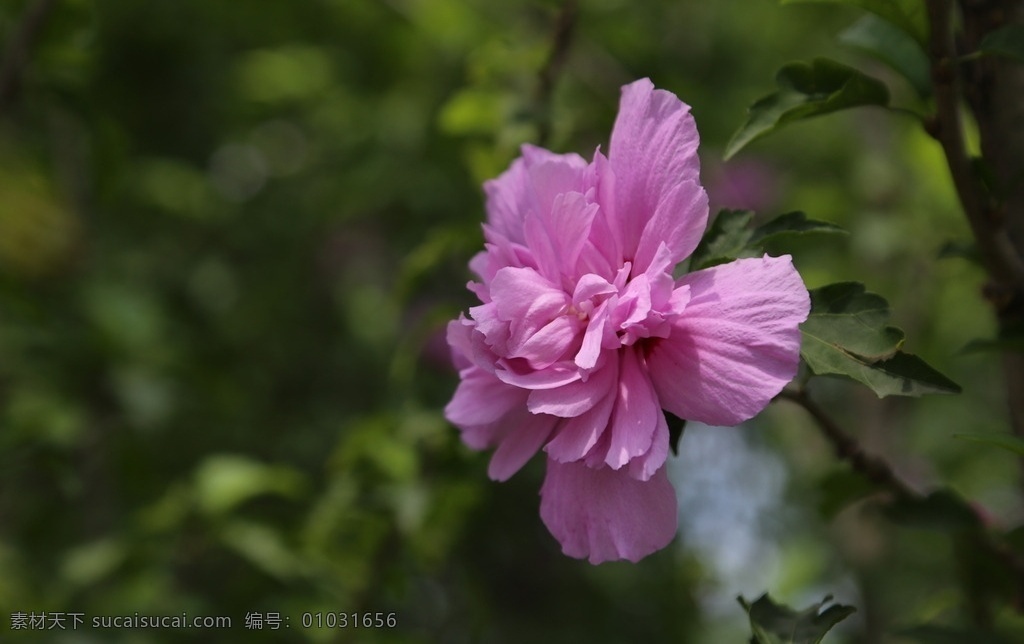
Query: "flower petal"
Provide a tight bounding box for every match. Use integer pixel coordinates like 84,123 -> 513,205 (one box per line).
608,78 -> 703,262
604,348 -> 660,470
523,191 -> 600,284
647,255 -> 809,426
445,365 -> 528,430
483,144 -> 591,247
488,409 -> 557,482
447,316 -> 498,373
575,299 -> 611,370
544,390 -> 616,463
508,315 -> 581,369
528,353 -> 617,418
539,458 -> 678,564
521,144 -> 591,208
627,410 -> 668,481
495,359 -> 582,390
633,178 -> 709,273
483,155 -> 531,246
490,266 -> 568,323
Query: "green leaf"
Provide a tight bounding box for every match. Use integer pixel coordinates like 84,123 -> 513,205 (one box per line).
882,489 -> 980,531
739,593 -> 856,644
800,284 -> 961,396
869,353 -> 962,396
691,210 -> 844,270
953,432 -> 1024,456
689,209 -> 756,269
802,283 -> 905,360
781,0 -> 928,45
751,211 -> 847,244
804,345 -> 963,397
194,454 -> 307,515
977,25 -> 1024,63
726,58 -> 890,159
220,520 -> 304,580
839,14 -> 931,97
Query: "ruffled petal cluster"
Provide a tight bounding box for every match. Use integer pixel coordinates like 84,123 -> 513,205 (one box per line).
446,79 -> 810,564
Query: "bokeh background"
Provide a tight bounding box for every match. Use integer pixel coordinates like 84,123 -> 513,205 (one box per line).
0,0 -> 1019,642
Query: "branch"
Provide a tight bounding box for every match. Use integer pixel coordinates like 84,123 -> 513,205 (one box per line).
931,1 -> 1024,476
925,0 -> 1024,288
534,0 -> 578,148
0,0 -> 58,112
777,387 -> 1024,604
776,389 -> 917,498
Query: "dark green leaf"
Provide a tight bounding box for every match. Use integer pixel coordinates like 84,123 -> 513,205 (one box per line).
781,0 -> 928,45
839,14 -> 931,97
800,284 -> 961,396
751,211 -> 847,244
977,25 -> 1024,63
804,347 -> 962,396
666,412 -> 687,456
739,593 -> 856,644
689,209 -> 756,269
691,210 -> 844,270
802,282 -> 905,361
857,352 -> 962,396
953,432 -> 1024,456
895,624 -> 1016,644
726,58 -> 890,159
882,490 -> 980,531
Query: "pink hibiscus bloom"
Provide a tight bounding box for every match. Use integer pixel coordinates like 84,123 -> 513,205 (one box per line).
445,79 -> 810,564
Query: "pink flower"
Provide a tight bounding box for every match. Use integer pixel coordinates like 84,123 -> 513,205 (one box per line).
445,79 -> 810,564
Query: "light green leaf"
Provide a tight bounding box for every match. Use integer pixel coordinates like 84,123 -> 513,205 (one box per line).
977,25 -> 1024,63
221,520 -> 304,580
235,45 -> 333,104
840,14 -> 931,97
726,58 -> 890,159
61,538 -> 127,587
800,284 -> 962,396
953,432 -> 1024,456
739,593 -> 856,644
781,0 -> 928,45
438,88 -> 506,136
195,454 -> 307,515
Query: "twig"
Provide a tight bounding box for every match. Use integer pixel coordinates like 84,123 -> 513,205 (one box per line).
0,0 -> 58,112
777,387 -> 1024,604
534,0 -> 578,148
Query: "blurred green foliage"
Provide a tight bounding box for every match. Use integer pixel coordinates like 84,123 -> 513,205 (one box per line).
0,0 -> 1021,642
